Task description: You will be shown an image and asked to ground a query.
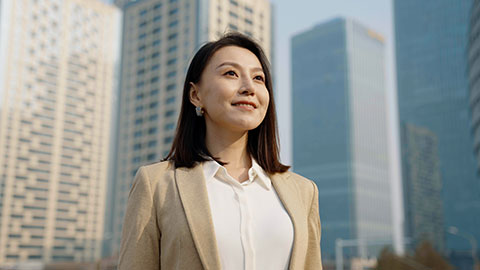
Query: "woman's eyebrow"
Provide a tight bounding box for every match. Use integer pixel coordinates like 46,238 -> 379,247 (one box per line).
216,61 -> 263,73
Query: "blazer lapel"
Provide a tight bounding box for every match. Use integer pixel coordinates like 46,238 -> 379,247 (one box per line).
270,172 -> 308,270
175,164 -> 222,270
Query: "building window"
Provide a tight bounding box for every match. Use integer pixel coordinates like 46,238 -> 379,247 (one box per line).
164,136 -> 173,143
168,46 -> 177,53
167,71 -> 176,78
139,9 -> 148,16
151,77 -> 159,83
165,110 -> 175,117
133,143 -> 142,151
168,20 -> 179,28
229,11 -> 238,18
154,15 -> 162,22
153,39 -> 161,46
149,101 -> 158,108
166,96 -> 175,104
169,8 -> 179,15
147,153 -> 157,160
151,64 -> 160,70
148,140 -> 157,147
134,131 -> 142,137
149,114 -> 158,121
151,89 -> 159,95
167,84 -> 176,91
148,127 -> 158,134
164,123 -> 175,131
167,58 -> 177,65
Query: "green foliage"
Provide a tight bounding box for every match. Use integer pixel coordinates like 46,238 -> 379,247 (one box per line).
375,241 -> 453,270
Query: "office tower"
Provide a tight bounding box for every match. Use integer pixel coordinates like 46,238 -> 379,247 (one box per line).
291,18 -> 393,260
0,0 -> 121,265
105,0 -> 272,256
394,0 -> 480,265
401,123 -> 444,251
470,0 -> 480,174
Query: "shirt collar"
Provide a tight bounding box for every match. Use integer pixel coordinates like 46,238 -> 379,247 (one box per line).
202,158 -> 272,190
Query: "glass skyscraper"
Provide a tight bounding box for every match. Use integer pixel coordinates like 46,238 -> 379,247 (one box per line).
394,0 -> 480,262
292,18 -> 393,261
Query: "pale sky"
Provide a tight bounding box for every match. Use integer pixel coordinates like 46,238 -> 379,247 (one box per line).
270,0 -> 404,253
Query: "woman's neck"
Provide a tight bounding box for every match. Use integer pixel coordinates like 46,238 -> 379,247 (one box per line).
205,127 -> 251,182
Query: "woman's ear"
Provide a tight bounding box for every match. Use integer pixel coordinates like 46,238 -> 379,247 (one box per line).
189,82 -> 202,107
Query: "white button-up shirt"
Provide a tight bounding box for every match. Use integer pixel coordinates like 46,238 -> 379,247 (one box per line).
202,159 -> 294,270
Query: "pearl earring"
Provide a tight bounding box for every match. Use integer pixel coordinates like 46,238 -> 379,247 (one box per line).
195,106 -> 204,116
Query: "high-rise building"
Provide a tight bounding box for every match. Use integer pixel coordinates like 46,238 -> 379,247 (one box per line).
0,0 -> 120,265
401,123 -> 444,252
291,18 -> 393,260
105,0 -> 272,256
394,0 -> 480,263
470,0 -> 480,175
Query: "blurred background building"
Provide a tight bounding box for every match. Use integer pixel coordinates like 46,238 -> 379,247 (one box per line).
471,1 -> 480,173
291,17 -> 393,263
401,123 -> 444,251
103,0 -> 273,257
0,0 -> 120,266
394,0 -> 480,268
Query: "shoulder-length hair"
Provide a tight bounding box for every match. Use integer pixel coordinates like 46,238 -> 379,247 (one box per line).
164,32 -> 289,174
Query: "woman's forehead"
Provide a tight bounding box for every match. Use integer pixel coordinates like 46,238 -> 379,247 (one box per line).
208,46 -> 263,70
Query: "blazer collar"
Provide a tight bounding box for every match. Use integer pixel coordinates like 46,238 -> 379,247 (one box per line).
176,164 -> 303,270
175,163 -> 222,270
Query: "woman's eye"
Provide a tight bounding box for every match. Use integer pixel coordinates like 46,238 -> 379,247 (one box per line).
254,75 -> 265,82
224,70 -> 237,76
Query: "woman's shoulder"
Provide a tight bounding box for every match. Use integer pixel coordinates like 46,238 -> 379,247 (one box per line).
134,160 -> 175,187
279,170 -> 318,197
140,160 -> 174,175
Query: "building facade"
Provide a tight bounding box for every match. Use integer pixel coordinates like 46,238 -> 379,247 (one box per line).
104,0 -> 272,256
401,123 -> 445,251
394,0 -> 480,261
0,0 -> 120,265
291,18 -> 393,260
470,0 -> 480,175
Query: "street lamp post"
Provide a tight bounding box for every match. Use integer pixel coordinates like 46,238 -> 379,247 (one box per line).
447,226 -> 478,270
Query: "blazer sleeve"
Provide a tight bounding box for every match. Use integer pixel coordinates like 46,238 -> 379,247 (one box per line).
118,166 -> 160,270
305,180 -> 322,270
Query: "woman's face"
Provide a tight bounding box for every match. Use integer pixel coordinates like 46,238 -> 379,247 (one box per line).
190,46 -> 270,134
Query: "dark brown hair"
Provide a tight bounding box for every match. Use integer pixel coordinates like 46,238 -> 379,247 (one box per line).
164,32 -> 289,174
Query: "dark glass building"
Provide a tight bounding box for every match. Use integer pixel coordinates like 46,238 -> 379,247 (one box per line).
394,0 -> 480,265
292,18 -> 393,261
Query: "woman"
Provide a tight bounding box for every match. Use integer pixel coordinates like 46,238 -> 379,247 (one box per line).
118,33 -> 322,270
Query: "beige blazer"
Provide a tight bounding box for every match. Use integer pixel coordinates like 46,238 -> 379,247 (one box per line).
118,161 -> 322,270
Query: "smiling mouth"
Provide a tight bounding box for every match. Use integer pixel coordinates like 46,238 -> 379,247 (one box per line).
232,103 -> 256,109
232,101 -> 257,109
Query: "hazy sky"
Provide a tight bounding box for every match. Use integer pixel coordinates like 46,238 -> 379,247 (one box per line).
270,0 -> 404,252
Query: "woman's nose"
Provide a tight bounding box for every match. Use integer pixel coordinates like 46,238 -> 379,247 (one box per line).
239,78 -> 255,95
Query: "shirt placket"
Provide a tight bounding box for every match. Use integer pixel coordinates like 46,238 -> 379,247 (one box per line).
228,174 -> 256,270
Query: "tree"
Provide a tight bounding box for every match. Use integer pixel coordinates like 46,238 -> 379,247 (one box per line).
375,240 -> 453,270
